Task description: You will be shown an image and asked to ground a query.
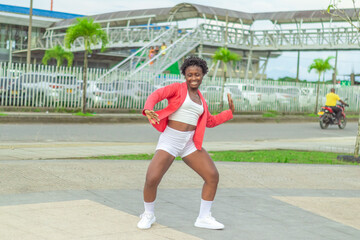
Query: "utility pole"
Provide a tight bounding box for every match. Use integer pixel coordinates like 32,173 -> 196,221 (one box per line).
296,51 -> 300,82
51,0 -> 53,11
332,50 -> 338,85
26,0 -> 33,65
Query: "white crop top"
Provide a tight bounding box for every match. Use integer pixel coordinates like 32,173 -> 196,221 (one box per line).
168,92 -> 204,125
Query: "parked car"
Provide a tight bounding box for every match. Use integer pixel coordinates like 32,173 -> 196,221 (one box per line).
203,85 -> 247,110
226,83 -> 261,107
86,81 -> 118,108
4,78 -> 32,106
255,86 -> 277,108
19,73 -> 81,107
0,77 -> 11,105
0,77 -> 10,101
154,79 -> 182,89
112,80 -> 155,108
275,86 -> 300,110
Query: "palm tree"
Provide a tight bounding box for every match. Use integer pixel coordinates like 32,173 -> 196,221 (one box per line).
65,18 -> 108,113
308,56 -> 334,114
42,45 -> 74,67
212,47 -> 241,110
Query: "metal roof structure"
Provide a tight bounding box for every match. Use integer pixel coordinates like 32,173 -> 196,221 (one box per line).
50,2 -> 360,29
253,8 -> 360,24
50,7 -> 173,29
0,3 -> 84,19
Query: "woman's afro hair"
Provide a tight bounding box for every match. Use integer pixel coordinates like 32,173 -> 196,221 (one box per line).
180,56 -> 208,76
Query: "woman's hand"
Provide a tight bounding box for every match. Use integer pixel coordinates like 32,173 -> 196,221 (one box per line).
144,109 -> 160,124
227,93 -> 235,113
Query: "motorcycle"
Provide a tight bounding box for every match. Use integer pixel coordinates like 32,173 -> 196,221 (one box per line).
318,102 -> 347,129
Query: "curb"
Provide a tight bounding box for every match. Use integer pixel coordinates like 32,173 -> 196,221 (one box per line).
1,113 -> 357,124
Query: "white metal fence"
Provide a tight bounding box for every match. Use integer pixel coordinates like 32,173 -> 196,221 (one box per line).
0,62 -> 359,113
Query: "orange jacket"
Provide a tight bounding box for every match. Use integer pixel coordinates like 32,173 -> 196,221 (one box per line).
143,82 -> 233,150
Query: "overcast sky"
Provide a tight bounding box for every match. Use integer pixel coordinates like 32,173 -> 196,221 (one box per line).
0,0 -> 356,16
1,0 -> 359,81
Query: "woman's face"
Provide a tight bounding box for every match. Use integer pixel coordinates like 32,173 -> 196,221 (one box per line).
185,65 -> 203,90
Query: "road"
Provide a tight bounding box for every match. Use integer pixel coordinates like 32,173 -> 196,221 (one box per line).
0,122 -> 357,143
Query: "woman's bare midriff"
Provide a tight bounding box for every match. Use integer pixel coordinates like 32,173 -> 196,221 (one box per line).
168,120 -> 196,131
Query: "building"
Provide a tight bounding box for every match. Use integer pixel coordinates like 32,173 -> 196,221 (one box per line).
1,3 -> 360,81
0,3 -> 83,64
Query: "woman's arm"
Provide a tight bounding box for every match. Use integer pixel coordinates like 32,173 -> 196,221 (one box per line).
142,83 -> 180,115
206,94 -> 234,128
144,109 -> 160,124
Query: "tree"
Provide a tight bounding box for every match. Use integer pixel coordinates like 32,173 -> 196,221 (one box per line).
65,18 -> 108,113
328,0 -> 360,157
212,47 -> 241,110
42,45 -> 74,67
308,56 -> 334,114
327,0 -> 360,29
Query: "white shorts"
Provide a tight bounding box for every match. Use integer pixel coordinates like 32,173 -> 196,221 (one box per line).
156,126 -> 197,158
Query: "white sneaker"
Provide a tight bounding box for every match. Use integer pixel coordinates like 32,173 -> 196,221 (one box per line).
194,213 -> 224,230
137,212 -> 156,229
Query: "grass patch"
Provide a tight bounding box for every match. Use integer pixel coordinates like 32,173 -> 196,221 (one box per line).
88,150 -> 358,165
0,112 -> 7,116
262,110 -> 279,118
72,112 -> 95,117
306,113 -> 318,117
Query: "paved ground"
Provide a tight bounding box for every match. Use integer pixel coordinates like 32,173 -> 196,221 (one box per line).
0,159 -> 359,240
0,115 -> 359,239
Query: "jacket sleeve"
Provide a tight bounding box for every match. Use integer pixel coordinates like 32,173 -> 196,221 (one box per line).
206,109 -> 233,128
142,83 -> 179,115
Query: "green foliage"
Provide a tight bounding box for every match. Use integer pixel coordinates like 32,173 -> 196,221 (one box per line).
73,112 -> 95,117
277,76 -> 307,82
327,4 -> 334,13
262,111 -> 278,118
0,113 -> 7,116
213,47 -> 241,63
212,47 -> 241,72
42,45 -> 74,67
308,56 -> 335,76
87,150 -> 358,165
65,18 -> 108,53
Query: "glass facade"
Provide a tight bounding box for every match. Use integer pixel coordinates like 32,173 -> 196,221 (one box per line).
0,23 -> 44,51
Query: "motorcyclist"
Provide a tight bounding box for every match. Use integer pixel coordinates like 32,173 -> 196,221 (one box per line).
325,88 -> 348,125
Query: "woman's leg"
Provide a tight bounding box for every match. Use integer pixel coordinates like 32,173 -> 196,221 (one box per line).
182,148 -> 224,229
182,148 -> 219,201
138,149 -> 175,229
144,149 -> 175,202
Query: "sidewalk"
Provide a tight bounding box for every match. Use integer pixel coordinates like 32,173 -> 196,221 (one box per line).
1,158 -> 359,239
1,111 -> 357,124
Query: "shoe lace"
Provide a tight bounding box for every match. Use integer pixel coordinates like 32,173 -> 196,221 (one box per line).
204,212 -> 216,221
140,212 -> 153,220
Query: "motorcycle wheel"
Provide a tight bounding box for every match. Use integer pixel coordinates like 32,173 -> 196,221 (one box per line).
338,116 -> 347,129
319,114 -> 329,129
319,117 -> 329,129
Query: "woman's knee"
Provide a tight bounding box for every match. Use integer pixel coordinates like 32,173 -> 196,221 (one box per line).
145,173 -> 162,188
204,169 -> 219,185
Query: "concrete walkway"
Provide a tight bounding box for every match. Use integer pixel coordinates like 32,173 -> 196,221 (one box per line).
0,159 -> 359,240
0,135 -> 360,239
0,110 -> 359,239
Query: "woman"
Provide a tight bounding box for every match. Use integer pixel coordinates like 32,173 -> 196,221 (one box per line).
138,56 -> 235,230
149,46 -> 155,65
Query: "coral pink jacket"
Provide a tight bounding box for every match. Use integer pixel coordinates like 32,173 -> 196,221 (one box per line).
143,82 -> 233,150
